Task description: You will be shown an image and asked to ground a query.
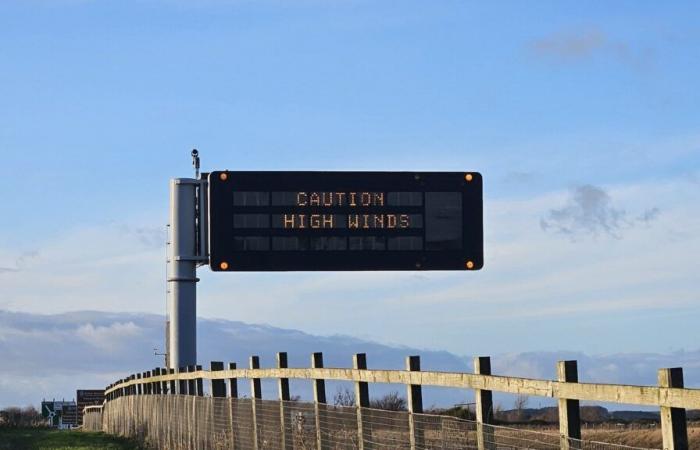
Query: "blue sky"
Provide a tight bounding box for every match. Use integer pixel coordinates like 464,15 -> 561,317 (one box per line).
1,1 -> 699,360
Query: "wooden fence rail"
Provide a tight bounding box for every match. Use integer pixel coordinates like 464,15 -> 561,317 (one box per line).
101,353 -> 697,450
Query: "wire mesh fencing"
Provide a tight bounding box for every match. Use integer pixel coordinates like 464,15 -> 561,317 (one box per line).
82,407 -> 103,432
98,395 -> 660,450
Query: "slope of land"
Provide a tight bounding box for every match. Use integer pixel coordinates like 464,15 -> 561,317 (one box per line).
0,428 -> 144,450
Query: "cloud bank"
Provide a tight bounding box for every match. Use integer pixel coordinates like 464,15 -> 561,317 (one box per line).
540,184 -> 659,240
1,310 -> 698,411
529,28 -> 654,69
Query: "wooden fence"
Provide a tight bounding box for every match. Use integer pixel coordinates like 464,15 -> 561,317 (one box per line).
97,352 -> 698,450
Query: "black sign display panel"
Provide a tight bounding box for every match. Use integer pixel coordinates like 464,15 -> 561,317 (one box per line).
208,171 -> 483,271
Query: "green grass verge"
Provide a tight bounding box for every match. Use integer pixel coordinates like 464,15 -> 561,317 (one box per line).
0,427 -> 147,450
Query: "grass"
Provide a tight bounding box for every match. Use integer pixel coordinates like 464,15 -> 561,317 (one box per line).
584,425 -> 700,449
0,427 -> 146,450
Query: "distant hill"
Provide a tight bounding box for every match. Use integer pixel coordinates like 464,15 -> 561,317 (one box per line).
0,310 -> 468,408
497,406 -> 605,423
1,310 -> 698,412
496,406 -> 661,424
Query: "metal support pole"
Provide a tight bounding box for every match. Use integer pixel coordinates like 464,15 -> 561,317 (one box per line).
167,178 -> 199,369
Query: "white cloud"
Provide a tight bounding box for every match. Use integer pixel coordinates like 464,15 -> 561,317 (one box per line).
540,184 -> 648,239
0,222 -> 165,312
529,28 -> 655,70
75,322 -> 143,351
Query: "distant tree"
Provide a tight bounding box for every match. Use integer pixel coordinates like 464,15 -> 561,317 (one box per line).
514,395 -> 529,422
333,388 -> 408,411
0,406 -> 43,427
333,387 -> 355,407
430,406 -> 474,420
370,391 -> 407,411
493,403 -> 504,421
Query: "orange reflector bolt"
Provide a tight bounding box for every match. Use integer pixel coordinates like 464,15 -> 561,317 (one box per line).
220,173 -> 228,181
465,173 -> 473,182
466,261 -> 474,269
220,262 -> 229,270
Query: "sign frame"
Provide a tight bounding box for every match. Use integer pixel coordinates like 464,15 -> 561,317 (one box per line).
207,171 -> 483,271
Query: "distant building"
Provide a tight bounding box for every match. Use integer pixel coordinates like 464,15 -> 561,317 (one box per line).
41,399 -> 77,429
76,389 -> 105,426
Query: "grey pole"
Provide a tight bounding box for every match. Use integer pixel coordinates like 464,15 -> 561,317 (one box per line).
167,178 -> 199,369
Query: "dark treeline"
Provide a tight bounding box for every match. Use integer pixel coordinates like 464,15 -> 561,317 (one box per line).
0,406 -> 45,427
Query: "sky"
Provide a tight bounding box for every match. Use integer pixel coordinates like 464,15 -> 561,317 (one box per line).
1,1 -> 699,367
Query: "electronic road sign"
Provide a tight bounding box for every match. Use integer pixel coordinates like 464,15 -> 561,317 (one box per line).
208,171 -> 483,271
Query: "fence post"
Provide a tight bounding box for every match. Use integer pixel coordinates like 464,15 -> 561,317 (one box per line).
186,365 -> 198,448
211,361 -> 226,397
406,355 -> 424,450
228,362 -> 238,450
658,367 -> 688,450
183,367 -> 196,447
154,368 -> 162,394
474,356 -> 495,450
210,361 -> 226,450
160,367 -> 169,394
178,366 -> 187,395
196,364 -> 204,396
150,370 -> 156,394
353,353 -> 370,450
169,368 -> 176,395
250,355 -> 261,450
187,365 -> 196,395
557,360 -> 581,450
312,352 -> 327,450
229,362 -> 238,398
277,352 -> 293,450
144,372 -> 151,395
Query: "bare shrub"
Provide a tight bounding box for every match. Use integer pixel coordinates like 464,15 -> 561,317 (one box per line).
370,391 -> 406,411
333,387 -> 355,407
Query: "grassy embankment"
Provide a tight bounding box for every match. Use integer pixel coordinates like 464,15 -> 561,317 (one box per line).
583,426 -> 700,449
0,428 -> 145,450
